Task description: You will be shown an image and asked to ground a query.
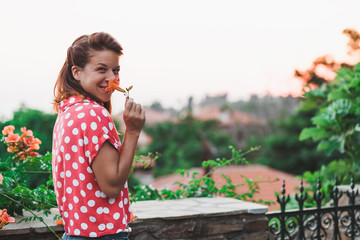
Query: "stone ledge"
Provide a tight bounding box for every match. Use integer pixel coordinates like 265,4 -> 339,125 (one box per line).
131,197 -> 268,220
0,197 -> 268,240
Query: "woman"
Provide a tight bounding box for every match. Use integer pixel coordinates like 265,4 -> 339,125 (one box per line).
52,32 -> 145,239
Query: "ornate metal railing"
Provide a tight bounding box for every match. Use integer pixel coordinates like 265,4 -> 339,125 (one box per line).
266,178 -> 360,240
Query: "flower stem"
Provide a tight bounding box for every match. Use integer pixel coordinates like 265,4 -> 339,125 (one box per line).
0,192 -> 61,239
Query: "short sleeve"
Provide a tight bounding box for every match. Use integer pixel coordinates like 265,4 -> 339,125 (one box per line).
82,105 -> 121,165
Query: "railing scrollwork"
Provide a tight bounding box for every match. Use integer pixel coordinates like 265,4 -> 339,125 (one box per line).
267,177 -> 360,240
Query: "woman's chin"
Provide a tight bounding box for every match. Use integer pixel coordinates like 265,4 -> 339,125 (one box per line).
102,96 -> 112,103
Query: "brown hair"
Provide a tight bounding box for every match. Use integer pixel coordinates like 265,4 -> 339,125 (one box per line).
53,32 -> 123,114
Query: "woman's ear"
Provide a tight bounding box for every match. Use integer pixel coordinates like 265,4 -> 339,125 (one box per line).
71,66 -> 81,81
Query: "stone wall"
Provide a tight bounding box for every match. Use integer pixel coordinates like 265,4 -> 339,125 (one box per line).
0,197 -> 269,240
130,213 -> 268,240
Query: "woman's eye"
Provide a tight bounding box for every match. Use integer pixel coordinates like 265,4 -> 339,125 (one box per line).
113,69 -> 120,74
97,68 -> 106,72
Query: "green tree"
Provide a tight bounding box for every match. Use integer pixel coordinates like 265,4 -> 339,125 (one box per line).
248,108 -> 335,175
247,28 -> 360,174
143,116 -> 234,177
300,62 -> 360,180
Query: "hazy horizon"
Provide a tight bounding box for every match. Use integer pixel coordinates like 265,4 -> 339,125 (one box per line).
1,0 -> 359,120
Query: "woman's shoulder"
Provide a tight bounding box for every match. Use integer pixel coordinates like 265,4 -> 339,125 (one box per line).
62,98 -> 111,123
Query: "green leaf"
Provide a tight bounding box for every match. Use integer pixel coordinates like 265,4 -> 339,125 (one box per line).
299,127 -> 328,141
312,115 -> 332,126
328,88 -> 346,101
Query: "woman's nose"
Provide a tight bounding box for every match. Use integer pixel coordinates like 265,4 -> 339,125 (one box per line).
107,71 -> 116,80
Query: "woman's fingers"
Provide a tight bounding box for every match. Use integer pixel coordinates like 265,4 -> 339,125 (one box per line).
125,98 -> 143,114
123,98 -> 146,133
125,98 -> 134,112
134,103 -> 142,113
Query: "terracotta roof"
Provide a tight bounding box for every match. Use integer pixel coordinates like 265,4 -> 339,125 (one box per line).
152,164 -> 303,211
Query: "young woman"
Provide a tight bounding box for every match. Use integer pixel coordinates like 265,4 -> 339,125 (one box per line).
52,32 -> 145,239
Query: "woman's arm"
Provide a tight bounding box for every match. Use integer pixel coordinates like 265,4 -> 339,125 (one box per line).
92,99 -> 145,198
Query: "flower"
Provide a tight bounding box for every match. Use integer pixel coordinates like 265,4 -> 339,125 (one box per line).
5,133 -> 20,143
7,147 -> 14,153
20,127 -> 33,140
55,218 -> 64,225
0,174 -> 3,184
2,125 -> 15,136
130,212 -> 136,223
0,209 -> 15,229
105,76 -> 126,93
24,136 -> 41,148
1,125 -> 42,160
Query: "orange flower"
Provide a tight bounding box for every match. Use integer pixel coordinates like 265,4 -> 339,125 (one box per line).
24,136 -> 34,147
55,218 -> 64,225
20,127 -> 33,140
33,137 -> 42,145
24,136 -> 41,147
2,125 -> 15,136
0,174 -> 3,184
105,76 -> 126,93
7,147 -> 14,153
5,133 -> 20,143
130,212 -> 136,223
0,209 -> 15,229
30,152 -> 39,158
28,144 -> 40,151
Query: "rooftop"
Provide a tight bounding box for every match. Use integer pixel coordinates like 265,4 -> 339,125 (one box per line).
153,164 -> 302,211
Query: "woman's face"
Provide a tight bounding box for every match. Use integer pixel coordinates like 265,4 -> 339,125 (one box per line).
73,50 -> 120,103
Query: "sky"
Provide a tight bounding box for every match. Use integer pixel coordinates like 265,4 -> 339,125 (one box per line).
0,0 -> 359,120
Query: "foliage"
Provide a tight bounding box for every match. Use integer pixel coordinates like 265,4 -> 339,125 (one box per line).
247,28 -> 360,176
130,145 -> 274,206
247,108 -> 334,175
0,126 -> 57,217
299,62 -> 360,177
0,106 -> 57,173
143,116 -> 234,177
0,125 -> 60,238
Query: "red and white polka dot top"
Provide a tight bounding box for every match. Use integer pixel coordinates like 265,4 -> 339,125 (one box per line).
52,96 -> 131,237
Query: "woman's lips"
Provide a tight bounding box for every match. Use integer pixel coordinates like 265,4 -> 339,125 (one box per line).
100,86 -> 111,93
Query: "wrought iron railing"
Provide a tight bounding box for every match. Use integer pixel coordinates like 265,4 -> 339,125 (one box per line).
266,177 -> 360,240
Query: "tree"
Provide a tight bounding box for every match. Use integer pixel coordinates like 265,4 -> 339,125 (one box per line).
248,108 -> 335,175
300,62 -> 360,180
143,116 -> 234,177
247,28 -> 360,175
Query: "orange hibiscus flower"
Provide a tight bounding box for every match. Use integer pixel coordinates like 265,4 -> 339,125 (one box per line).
2,125 -> 15,136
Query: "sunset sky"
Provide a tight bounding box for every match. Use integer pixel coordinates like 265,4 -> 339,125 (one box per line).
0,0 -> 359,120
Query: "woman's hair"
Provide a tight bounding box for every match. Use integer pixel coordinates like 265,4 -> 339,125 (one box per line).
53,32 -> 123,114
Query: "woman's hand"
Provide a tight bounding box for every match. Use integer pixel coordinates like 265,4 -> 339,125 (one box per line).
123,98 -> 145,135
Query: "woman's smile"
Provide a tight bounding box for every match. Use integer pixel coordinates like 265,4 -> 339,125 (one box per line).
73,49 -> 120,103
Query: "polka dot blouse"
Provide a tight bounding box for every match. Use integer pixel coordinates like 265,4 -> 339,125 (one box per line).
52,96 -> 131,237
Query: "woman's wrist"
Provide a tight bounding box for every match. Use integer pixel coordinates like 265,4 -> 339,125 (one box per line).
124,129 -> 141,138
